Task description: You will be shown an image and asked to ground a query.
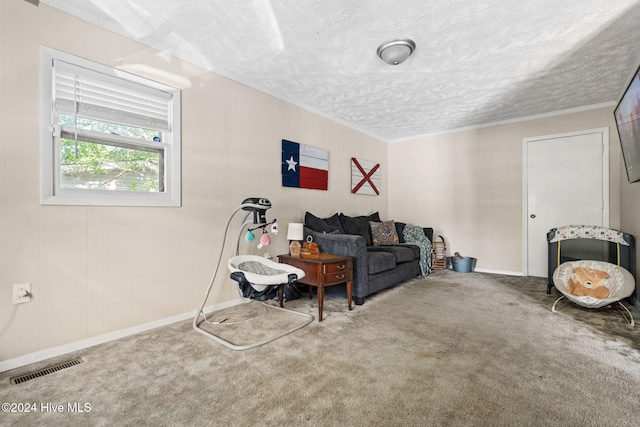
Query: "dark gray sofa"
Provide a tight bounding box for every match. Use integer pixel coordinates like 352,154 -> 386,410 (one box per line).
303,212 -> 433,305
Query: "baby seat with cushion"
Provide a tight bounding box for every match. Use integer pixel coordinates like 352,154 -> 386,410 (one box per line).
552,260 -> 635,325
228,255 -> 305,302
547,225 -> 637,326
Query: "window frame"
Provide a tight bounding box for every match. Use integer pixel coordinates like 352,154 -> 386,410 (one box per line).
40,47 -> 181,207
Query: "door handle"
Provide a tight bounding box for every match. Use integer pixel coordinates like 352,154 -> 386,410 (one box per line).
530,214 -> 536,219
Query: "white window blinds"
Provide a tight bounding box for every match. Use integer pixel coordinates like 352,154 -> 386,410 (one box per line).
53,59 -> 173,132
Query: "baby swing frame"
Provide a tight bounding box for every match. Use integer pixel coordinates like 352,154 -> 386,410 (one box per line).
193,198 -> 313,351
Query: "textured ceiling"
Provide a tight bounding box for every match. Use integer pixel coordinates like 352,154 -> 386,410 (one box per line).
41,0 -> 640,141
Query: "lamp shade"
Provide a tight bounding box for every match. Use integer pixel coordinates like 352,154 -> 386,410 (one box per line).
287,223 -> 304,241
377,39 -> 415,65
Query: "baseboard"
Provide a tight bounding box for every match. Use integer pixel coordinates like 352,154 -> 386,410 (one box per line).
0,299 -> 242,373
473,268 -> 523,276
440,265 -> 523,276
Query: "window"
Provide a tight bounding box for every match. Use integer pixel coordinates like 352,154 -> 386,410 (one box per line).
40,47 -> 181,206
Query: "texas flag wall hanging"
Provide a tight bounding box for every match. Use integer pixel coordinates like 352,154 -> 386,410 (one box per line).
282,139 -> 329,190
351,157 -> 380,195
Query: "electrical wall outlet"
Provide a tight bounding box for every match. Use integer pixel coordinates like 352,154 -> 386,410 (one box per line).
13,283 -> 31,304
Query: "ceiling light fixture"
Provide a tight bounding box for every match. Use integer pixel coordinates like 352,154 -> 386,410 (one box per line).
377,39 -> 416,65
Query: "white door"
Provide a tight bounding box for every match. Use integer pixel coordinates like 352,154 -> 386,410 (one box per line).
523,128 -> 609,277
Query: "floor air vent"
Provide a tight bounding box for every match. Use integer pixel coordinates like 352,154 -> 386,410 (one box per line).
10,358 -> 84,385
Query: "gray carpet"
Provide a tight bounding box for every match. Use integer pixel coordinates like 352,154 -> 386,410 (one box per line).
1,270 -> 640,426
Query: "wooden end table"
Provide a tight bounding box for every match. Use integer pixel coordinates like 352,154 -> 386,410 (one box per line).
278,253 -> 353,321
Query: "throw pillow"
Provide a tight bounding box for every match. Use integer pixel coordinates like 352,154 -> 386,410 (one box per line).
323,213 -> 345,233
304,212 -> 344,234
339,214 -> 373,246
395,222 -> 406,243
370,221 -> 400,245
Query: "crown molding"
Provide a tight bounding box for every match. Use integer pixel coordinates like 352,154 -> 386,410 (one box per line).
388,101 -> 617,143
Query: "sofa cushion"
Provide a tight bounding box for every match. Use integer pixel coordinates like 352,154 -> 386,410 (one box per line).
368,245 -> 417,263
367,251 -> 396,274
339,214 -> 374,246
304,212 -> 344,234
402,244 -> 421,259
423,227 -> 434,244
370,220 -> 399,245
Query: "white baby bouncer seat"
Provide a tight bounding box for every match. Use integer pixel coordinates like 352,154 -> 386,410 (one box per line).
548,226 -> 637,326
552,260 -> 636,325
228,255 -> 306,300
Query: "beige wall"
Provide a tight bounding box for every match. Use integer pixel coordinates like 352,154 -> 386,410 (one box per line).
620,149 -> 640,275
389,108 -> 622,274
0,2 -> 389,363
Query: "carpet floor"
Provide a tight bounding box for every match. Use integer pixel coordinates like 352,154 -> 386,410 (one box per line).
1,270 -> 639,426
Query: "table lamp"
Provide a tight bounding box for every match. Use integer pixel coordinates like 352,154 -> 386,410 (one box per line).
287,223 -> 304,257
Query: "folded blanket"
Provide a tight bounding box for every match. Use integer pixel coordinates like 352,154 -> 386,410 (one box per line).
403,224 -> 432,275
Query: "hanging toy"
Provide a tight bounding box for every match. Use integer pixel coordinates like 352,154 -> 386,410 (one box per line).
257,229 -> 271,249
245,230 -> 255,242
260,232 -> 271,246
271,221 -> 278,234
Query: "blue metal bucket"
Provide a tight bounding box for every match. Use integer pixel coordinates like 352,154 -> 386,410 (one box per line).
451,257 -> 476,273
